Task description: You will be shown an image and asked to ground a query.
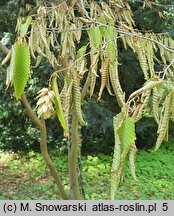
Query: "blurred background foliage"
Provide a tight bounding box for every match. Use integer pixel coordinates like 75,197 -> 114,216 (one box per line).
1,0 -> 174,154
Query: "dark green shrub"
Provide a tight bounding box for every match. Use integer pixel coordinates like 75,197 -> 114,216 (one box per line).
81,99 -> 115,155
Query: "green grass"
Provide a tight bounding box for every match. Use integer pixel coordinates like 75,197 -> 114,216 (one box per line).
0,142 -> 174,200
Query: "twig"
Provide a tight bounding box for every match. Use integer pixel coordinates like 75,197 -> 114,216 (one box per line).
21,94 -> 42,129
80,0 -> 91,19
114,28 -> 174,54
129,0 -> 174,8
84,18 -> 174,54
46,25 -> 92,33
162,58 -> 174,80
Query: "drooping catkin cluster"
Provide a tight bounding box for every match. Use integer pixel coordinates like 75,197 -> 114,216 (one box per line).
36,88 -> 55,119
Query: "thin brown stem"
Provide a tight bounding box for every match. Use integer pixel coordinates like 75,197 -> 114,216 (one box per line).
68,110 -> 82,199
21,94 -> 42,129
22,94 -> 69,199
40,118 -> 69,200
162,58 -> 174,80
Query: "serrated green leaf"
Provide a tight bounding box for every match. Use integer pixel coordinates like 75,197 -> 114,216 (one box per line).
89,26 -> 102,49
118,117 -> 136,151
98,17 -> 107,35
14,43 -> 30,100
111,115 -> 136,199
105,26 -> 117,61
129,144 -> 138,182
111,112 -> 125,199
77,45 -> 86,59
105,26 -> 115,40
19,16 -> 32,37
112,113 -> 124,171
52,77 -> 69,136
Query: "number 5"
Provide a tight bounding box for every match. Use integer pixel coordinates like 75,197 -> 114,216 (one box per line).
162,203 -> 168,211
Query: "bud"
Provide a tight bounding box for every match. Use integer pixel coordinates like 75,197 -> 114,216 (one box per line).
36,88 -> 55,119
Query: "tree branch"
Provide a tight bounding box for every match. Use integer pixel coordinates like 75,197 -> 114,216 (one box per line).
40,118 -> 69,200
128,0 -> 174,8
162,58 -> 174,80
0,41 -> 9,55
68,110 -> 82,199
115,28 -> 174,54
80,0 -> 90,19
21,94 -> 42,129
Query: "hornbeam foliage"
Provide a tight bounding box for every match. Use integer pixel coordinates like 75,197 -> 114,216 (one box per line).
5,42 -> 30,99
3,0 -> 174,199
52,77 -> 69,136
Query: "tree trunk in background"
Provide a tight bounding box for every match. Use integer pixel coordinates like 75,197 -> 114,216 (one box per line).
68,110 -> 82,199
